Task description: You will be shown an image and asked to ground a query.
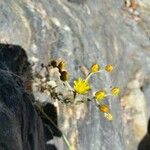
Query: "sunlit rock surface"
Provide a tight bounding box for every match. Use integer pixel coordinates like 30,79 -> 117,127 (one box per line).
0,0 -> 150,150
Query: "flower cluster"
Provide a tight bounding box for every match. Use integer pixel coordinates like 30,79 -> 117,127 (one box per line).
50,60 -> 120,121
50,60 -> 69,82
73,63 -> 120,121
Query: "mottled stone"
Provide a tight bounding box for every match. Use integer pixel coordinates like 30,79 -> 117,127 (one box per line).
121,72 -> 147,150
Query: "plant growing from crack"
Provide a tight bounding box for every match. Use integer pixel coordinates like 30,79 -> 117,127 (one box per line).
53,60 -> 120,121
36,60 -> 120,150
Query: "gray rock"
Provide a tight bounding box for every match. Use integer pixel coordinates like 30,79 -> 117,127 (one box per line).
0,0 -> 150,150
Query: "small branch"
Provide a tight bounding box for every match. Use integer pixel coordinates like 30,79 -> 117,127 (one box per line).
62,134 -> 72,150
85,72 -> 93,81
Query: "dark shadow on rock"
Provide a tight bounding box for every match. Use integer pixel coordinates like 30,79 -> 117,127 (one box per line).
138,119 -> 150,150
0,44 -> 61,150
42,103 -> 62,137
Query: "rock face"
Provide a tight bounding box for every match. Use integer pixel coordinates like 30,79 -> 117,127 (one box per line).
0,0 -> 150,150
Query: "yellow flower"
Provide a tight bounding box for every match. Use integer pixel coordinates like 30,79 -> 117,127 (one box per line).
111,87 -> 120,96
90,64 -> 100,73
105,64 -> 113,72
73,77 -> 90,94
95,90 -> 106,101
104,112 -> 113,121
99,104 -> 109,113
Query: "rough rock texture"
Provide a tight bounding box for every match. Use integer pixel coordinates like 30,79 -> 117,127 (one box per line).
0,0 -> 150,150
121,72 -> 147,150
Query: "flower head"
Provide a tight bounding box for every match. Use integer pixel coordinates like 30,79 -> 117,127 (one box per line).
58,61 -> 65,71
111,87 -> 120,96
95,90 -> 106,101
90,64 -> 100,73
104,112 -> 113,121
73,77 -> 90,94
105,64 -> 113,72
99,104 -> 109,113
60,71 -> 69,81
51,60 -> 58,67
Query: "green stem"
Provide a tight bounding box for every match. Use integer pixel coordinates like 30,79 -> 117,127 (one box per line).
85,72 -> 93,81
35,104 -> 72,150
97,70 -> 104,73
62,134 -> 72,150
105,93 -> 112,97
74,93 -> 79,104
85,70 -> 105,82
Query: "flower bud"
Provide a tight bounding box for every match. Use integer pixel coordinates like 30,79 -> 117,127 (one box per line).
90,64 -> 100,73
105,64 -> 113,72
111,87 -> 120,96
104,113 -> 113,121
99,104 -> 109,113
51,60 -> 57,67
58,61 -> 65,72
95,90 -> 106,101
60,71 -> 69,81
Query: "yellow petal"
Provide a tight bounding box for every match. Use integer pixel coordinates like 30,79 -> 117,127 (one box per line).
74,80 -> 77,84
73,77 -> 91,94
